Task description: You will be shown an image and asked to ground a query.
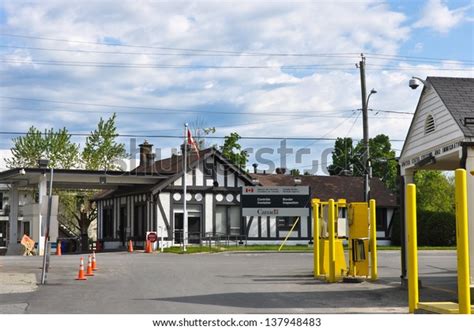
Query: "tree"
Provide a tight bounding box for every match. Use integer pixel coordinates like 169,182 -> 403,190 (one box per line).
189,117 -> 215,149
290,169 -> 301,176
327,134 -> 398,191
327,137 -> 354,176
5,126 -> 80,169
82,113 -> 127,171
414,170 -> 454,213
220,132 -> 248,168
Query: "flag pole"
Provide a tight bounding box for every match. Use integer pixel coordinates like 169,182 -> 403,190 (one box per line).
183,123 -> 188,252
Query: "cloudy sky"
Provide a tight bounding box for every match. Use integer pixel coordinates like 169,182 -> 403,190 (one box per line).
0,0 -> 472,173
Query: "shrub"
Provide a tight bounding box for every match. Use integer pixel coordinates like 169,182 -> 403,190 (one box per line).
390,210 -> 455,246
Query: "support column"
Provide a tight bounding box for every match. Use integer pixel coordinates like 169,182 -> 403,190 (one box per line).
6,183 -> 20,255
401,169 -> 414,285
465,146 -> 474,284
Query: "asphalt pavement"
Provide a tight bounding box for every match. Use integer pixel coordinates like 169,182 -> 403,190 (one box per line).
0,250 -> 459,314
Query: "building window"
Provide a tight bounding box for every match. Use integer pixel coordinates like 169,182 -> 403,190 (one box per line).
0,192 -> 3,210
23,221 -> 30,236
424,115 -> 435,134
277,216 -> 300,230
215,206 -> 241,236
102,207 -> 114,239
376,208 -> 387,232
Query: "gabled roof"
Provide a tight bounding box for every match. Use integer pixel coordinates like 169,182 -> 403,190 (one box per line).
95,147 -> 255,199
427,76 -> 474,138
251,174 -> 397,207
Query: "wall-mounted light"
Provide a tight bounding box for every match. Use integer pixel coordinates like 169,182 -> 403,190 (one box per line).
294,178 -> 302,185
99,176 -> 107,184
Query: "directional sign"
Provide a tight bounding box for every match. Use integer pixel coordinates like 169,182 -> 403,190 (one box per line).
241,186 -> 310,217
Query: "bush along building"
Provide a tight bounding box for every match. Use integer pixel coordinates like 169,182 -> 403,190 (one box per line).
93,142 -> 397,250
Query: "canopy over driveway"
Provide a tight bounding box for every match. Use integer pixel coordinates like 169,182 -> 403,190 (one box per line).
0,167 -> 165,255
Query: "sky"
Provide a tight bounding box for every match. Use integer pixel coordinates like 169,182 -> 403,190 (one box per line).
0,0 -> 473,173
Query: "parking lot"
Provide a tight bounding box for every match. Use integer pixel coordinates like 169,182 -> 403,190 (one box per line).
0,250 -> 459,314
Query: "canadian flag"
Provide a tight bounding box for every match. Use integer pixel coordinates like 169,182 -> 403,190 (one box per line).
187,128 -> 200,157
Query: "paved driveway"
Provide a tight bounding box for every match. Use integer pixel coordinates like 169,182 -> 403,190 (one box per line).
0,250 -> 458,313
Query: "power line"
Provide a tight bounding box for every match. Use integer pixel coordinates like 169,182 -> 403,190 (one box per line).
3,58 -> 472,72
0,33 -> 360,57
2,33 -> 473,64
0,130 -> 405,142
0,106 -> 412,120
0,96 -> 355,117
0,58 -> 357,69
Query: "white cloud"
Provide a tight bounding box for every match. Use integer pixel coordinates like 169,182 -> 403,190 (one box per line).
0,0 -> 472,172
414,0 -> 471,33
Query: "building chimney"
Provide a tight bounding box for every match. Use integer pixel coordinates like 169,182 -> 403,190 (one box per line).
252,163 -> 258,174
139,140 -> 153,168
275,167 -> 286,175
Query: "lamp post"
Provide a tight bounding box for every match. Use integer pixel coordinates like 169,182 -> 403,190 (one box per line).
39,159 -> 54,285
362,88 -> 377,202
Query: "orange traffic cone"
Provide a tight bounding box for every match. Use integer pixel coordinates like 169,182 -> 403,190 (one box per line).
76,257 -> 87,281
56,241 -> 62,256
85,255 -> 94,276
145,240 -> 152,253
92,251 -> 98,271
128,240 -> 134,253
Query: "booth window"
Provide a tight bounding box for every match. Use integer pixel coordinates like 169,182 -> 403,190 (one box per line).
277,216 -> 300,230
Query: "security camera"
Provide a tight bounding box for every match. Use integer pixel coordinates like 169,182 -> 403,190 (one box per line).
409,78 -> 420,90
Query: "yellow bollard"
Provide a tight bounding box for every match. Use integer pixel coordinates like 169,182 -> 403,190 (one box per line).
328,199 -> 336,283
455,169 -> 471,314
369,199 -> 378,281
312,199 -> 320,278
407,184 -> 419,313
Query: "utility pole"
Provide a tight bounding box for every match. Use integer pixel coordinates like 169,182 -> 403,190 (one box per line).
359,54 -> 370,202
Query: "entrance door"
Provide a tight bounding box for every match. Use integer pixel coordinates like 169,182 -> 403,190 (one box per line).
173,213 -> 201,244
174,213 -> 183,243
188,216 -> 201,244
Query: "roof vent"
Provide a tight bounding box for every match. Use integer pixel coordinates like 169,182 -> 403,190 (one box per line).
424,115 -> 435,135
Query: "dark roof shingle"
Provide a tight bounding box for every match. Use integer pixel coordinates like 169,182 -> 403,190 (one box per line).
427,76 -> 474,137
251,174 -> 397,207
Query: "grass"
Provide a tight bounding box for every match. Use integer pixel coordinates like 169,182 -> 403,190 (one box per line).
161,244 -> 456,254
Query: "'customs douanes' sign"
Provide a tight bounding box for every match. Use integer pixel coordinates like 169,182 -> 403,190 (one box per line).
241,186 -> 310,217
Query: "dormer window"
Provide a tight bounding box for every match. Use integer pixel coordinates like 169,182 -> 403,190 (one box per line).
424,114 -> 435,134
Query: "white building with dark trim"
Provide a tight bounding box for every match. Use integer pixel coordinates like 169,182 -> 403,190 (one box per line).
93,142 -> 398,250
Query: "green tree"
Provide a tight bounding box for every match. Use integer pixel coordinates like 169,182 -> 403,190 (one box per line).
327,134 -> 398,191
220,132 -> 248,168
290,169 -> 301,176
82,113 -> 127,171
5,126 -> 80,169
327,137 -> 354,176
414,170 -> 454,213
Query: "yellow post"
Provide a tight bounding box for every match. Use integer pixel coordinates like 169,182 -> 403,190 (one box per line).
312,198 -> 320,277
407,184 -> 419,313
369,199 -> 378,281
455,169 -> 471,314
328,199 -> 336,282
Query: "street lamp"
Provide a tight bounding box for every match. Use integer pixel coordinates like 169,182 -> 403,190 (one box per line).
363,88 -> 377,202
39,159 -> 54,285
